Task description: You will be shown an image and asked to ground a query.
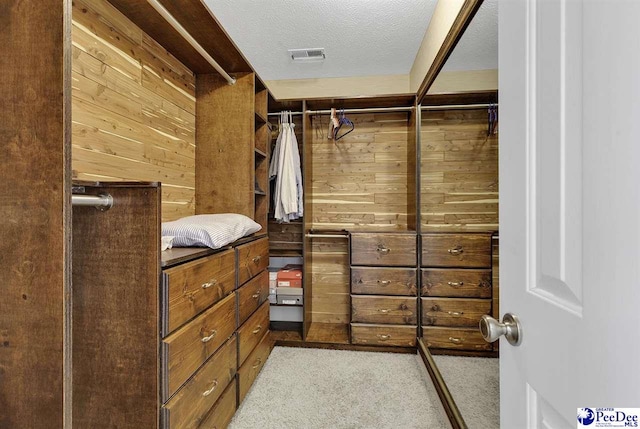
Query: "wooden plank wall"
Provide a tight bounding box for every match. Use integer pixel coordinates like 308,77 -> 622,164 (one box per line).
71,0 -> 196,221
309,113 -> 411,231
421,109 -> 499,232
308,112 -> 411,323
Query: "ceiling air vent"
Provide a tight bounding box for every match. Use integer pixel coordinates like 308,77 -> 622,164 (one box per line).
288,48 -> 325,62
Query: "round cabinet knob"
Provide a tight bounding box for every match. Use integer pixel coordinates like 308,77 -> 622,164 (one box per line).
479,313 -> 523,346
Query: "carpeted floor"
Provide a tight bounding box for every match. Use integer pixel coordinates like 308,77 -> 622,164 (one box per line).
229,347 -> 450,429
432,355 -> 500,429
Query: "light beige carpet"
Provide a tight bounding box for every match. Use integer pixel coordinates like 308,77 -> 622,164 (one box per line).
230,346 -> 450,429
432,355 -> 500,429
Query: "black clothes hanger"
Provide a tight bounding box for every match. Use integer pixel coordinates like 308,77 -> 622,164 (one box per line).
334,108 -> 354,141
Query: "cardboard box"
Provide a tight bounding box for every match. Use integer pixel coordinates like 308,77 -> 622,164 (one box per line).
276,286 -> 303,305
276,267 -> 302,288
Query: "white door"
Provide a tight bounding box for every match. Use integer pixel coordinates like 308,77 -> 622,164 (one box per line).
499,0 -> 640,427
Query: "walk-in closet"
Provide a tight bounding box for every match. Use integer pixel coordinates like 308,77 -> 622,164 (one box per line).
6,0 -> 638,428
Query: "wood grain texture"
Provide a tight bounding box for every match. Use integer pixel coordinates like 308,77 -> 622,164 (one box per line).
309,238 -> 350,323
302,102 -> 314,338
71,0 -> 196,221
422,326 -> 491,351
268,220 -> 303,254
237,270 -> 269,326
421,108 -> 498,232
162,292 -> 236,400
236,237 -> 269,286
421,233 -> 492,268
351,267 -> 417,296
162,335 -> 237,428
304,323 -> 350,344
196,72 -> 254,217
0,1 -> 71,427
72,183 -> 160,428
351,296 -> 418,325
107,0 -> 252,74
350,324 -> 417,347
237,329 -> 272,404
237,301 -> 270,366
309,113 -> 413,231
163,249 -> 236,336
421,268 -> 492,298
492,236 -> 499,353
350,233 -> 417,266
198,381 -> 237,429
422,298 -> 491,327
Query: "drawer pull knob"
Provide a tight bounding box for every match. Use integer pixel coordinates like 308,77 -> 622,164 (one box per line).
202,379 -> 219,397
252,256 -> 261,264
447,281 -> 464,287
252,325 -> 262,335
447,311 -> 464,316
377,280 -> 391,285
252,358 -> 263,369
376,246 -> 390,255
377,334 -> 391,340
448,337 -> 463,344
201,330 -> 217,343
378,309 -> 391,314
202,279 -> 217,289
448,247 -> 464,255
252,291 -> 261,299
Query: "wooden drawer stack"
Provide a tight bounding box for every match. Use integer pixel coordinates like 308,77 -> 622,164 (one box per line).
350,233 -> 418,347
421,233 -> 494,352
235,237 -> 271,405
160,236 -> 271,428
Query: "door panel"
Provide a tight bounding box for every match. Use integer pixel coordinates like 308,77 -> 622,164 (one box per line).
500,0 -> 640,427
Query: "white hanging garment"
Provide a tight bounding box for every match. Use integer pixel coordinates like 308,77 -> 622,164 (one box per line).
270,111 -> 303,223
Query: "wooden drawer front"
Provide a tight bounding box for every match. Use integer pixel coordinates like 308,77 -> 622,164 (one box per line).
238,270 -> 269,326
422,298 -> 491,328
198,380 -> 237,429
350,324 -> 417,347
162,335 -> 237,426
351,233 -> 416,267
351,267 -> 417,296
351,296 -> 417,325
162,292 -> 236,399
422,327 -> 492,351
422,234 -> 492,268
238,329 -> 272,404
237,301 -> 270,366
421,269 -> 492,298
163,250 -> 236,336
237,237 -> 269,286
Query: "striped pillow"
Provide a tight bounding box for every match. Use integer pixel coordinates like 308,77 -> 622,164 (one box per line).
162,214 -> 261,249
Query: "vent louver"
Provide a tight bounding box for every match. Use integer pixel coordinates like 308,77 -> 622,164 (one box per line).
288,48 -> 326,61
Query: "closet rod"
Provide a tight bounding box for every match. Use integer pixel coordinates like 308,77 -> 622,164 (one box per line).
267,112 -> 304,117
420,103 -> 498,110
72,194 -> 113,210
307,106 -> 415,115
146,0 -> 236,85
305,233 -> 349,239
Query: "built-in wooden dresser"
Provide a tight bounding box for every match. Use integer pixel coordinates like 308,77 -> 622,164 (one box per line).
349,232 -> 418,347
72,182 -> 271,429
421,233 -> 494,352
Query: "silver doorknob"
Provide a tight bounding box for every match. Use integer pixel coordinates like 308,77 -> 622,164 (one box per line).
479,313 -> 522,346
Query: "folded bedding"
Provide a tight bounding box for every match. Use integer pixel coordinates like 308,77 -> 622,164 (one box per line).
162,213 -> 261,249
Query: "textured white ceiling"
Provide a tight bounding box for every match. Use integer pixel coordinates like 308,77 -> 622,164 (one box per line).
442,0 -> 498,71
204,0 -> 498,81
205,0 -> 438,81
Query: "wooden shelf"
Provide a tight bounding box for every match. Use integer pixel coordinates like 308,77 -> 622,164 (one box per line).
255,111 -> 268,123
255,147 -> 267,158
305,323 -> 350,344
254,189 -> 267,196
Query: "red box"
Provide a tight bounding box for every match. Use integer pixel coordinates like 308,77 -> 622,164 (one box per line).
277,268 -> 302,287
